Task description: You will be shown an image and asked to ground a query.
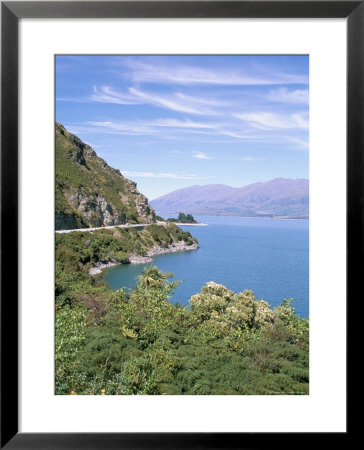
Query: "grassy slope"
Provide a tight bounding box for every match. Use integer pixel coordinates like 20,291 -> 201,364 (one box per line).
56,122 -> 154,228
56,223 -> 198,270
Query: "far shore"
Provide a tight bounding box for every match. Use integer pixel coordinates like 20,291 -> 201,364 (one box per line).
211,216 -> 309,221
157,221 -> 208,226
158,216 -> 308,222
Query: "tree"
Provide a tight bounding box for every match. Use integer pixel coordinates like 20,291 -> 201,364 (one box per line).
136,266 -> 177,292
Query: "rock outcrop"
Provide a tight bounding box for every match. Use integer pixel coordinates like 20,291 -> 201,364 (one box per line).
89,240 -> 199,274
55,123 -> 155,229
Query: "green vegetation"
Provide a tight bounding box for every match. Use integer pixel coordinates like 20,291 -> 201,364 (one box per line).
166,212 -> 197,224
56,233 -> 309,395
55,124 -> 308,396
56,223 -> 197,277
55,123 -> 155,229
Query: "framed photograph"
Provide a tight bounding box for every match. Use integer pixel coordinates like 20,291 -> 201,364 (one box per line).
1,1 -> 356,447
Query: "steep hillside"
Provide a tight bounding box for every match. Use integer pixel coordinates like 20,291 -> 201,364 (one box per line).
55,123 -> 155,229
151,178 -> 309,219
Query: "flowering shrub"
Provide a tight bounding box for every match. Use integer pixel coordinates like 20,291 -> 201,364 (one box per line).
55,266 -> 309,395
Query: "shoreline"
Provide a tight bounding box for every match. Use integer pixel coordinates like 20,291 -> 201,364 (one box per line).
56,221 -> 207,234
170,222 -> 207,226
89,241 -> 199,275
158,216 -> 308,222
89,261 -> 121,276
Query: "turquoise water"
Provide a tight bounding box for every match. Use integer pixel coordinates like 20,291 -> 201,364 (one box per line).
102,216 -> 309,317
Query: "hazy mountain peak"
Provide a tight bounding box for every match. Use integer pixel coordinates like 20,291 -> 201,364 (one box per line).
151,179 -> 308,219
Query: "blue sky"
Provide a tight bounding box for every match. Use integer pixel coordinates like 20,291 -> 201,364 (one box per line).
56,55 -> 309,200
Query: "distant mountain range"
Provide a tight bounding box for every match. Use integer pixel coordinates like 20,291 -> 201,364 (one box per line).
150,178 -> 309,219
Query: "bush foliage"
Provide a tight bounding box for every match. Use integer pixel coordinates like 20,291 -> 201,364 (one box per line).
56,223 -> 197,276
55,231 -> 309,395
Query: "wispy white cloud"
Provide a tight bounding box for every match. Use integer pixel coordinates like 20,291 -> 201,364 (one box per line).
291,113 -> 309,129
90,85 -> 218,115
56,97 -> 89,103
65,128 -> 81,134
87,121 -> 159,136
286,136 -> 309,150
68,118 -> 293,146
267,87 -> 309,104
221,130 -> 254,139
129,87 -> 215,115
121,171 -> 209,180
236,111 -> 308,130
121,59 -> 308,86
90,86 -> 141,105
150,118 -> 215,129
239,156 -> 257,161
193,151 -> 214,160
57,55 -> 309,199
84,119 -> 218,137
175,92 -> 228,107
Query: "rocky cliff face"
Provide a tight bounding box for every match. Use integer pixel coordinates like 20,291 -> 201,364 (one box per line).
55,123 -> 155,230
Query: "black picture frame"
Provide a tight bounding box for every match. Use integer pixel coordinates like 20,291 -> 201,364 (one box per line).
1,1 -> 356,448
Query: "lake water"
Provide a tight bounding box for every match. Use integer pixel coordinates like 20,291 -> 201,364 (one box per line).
102,216 -> 309,317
